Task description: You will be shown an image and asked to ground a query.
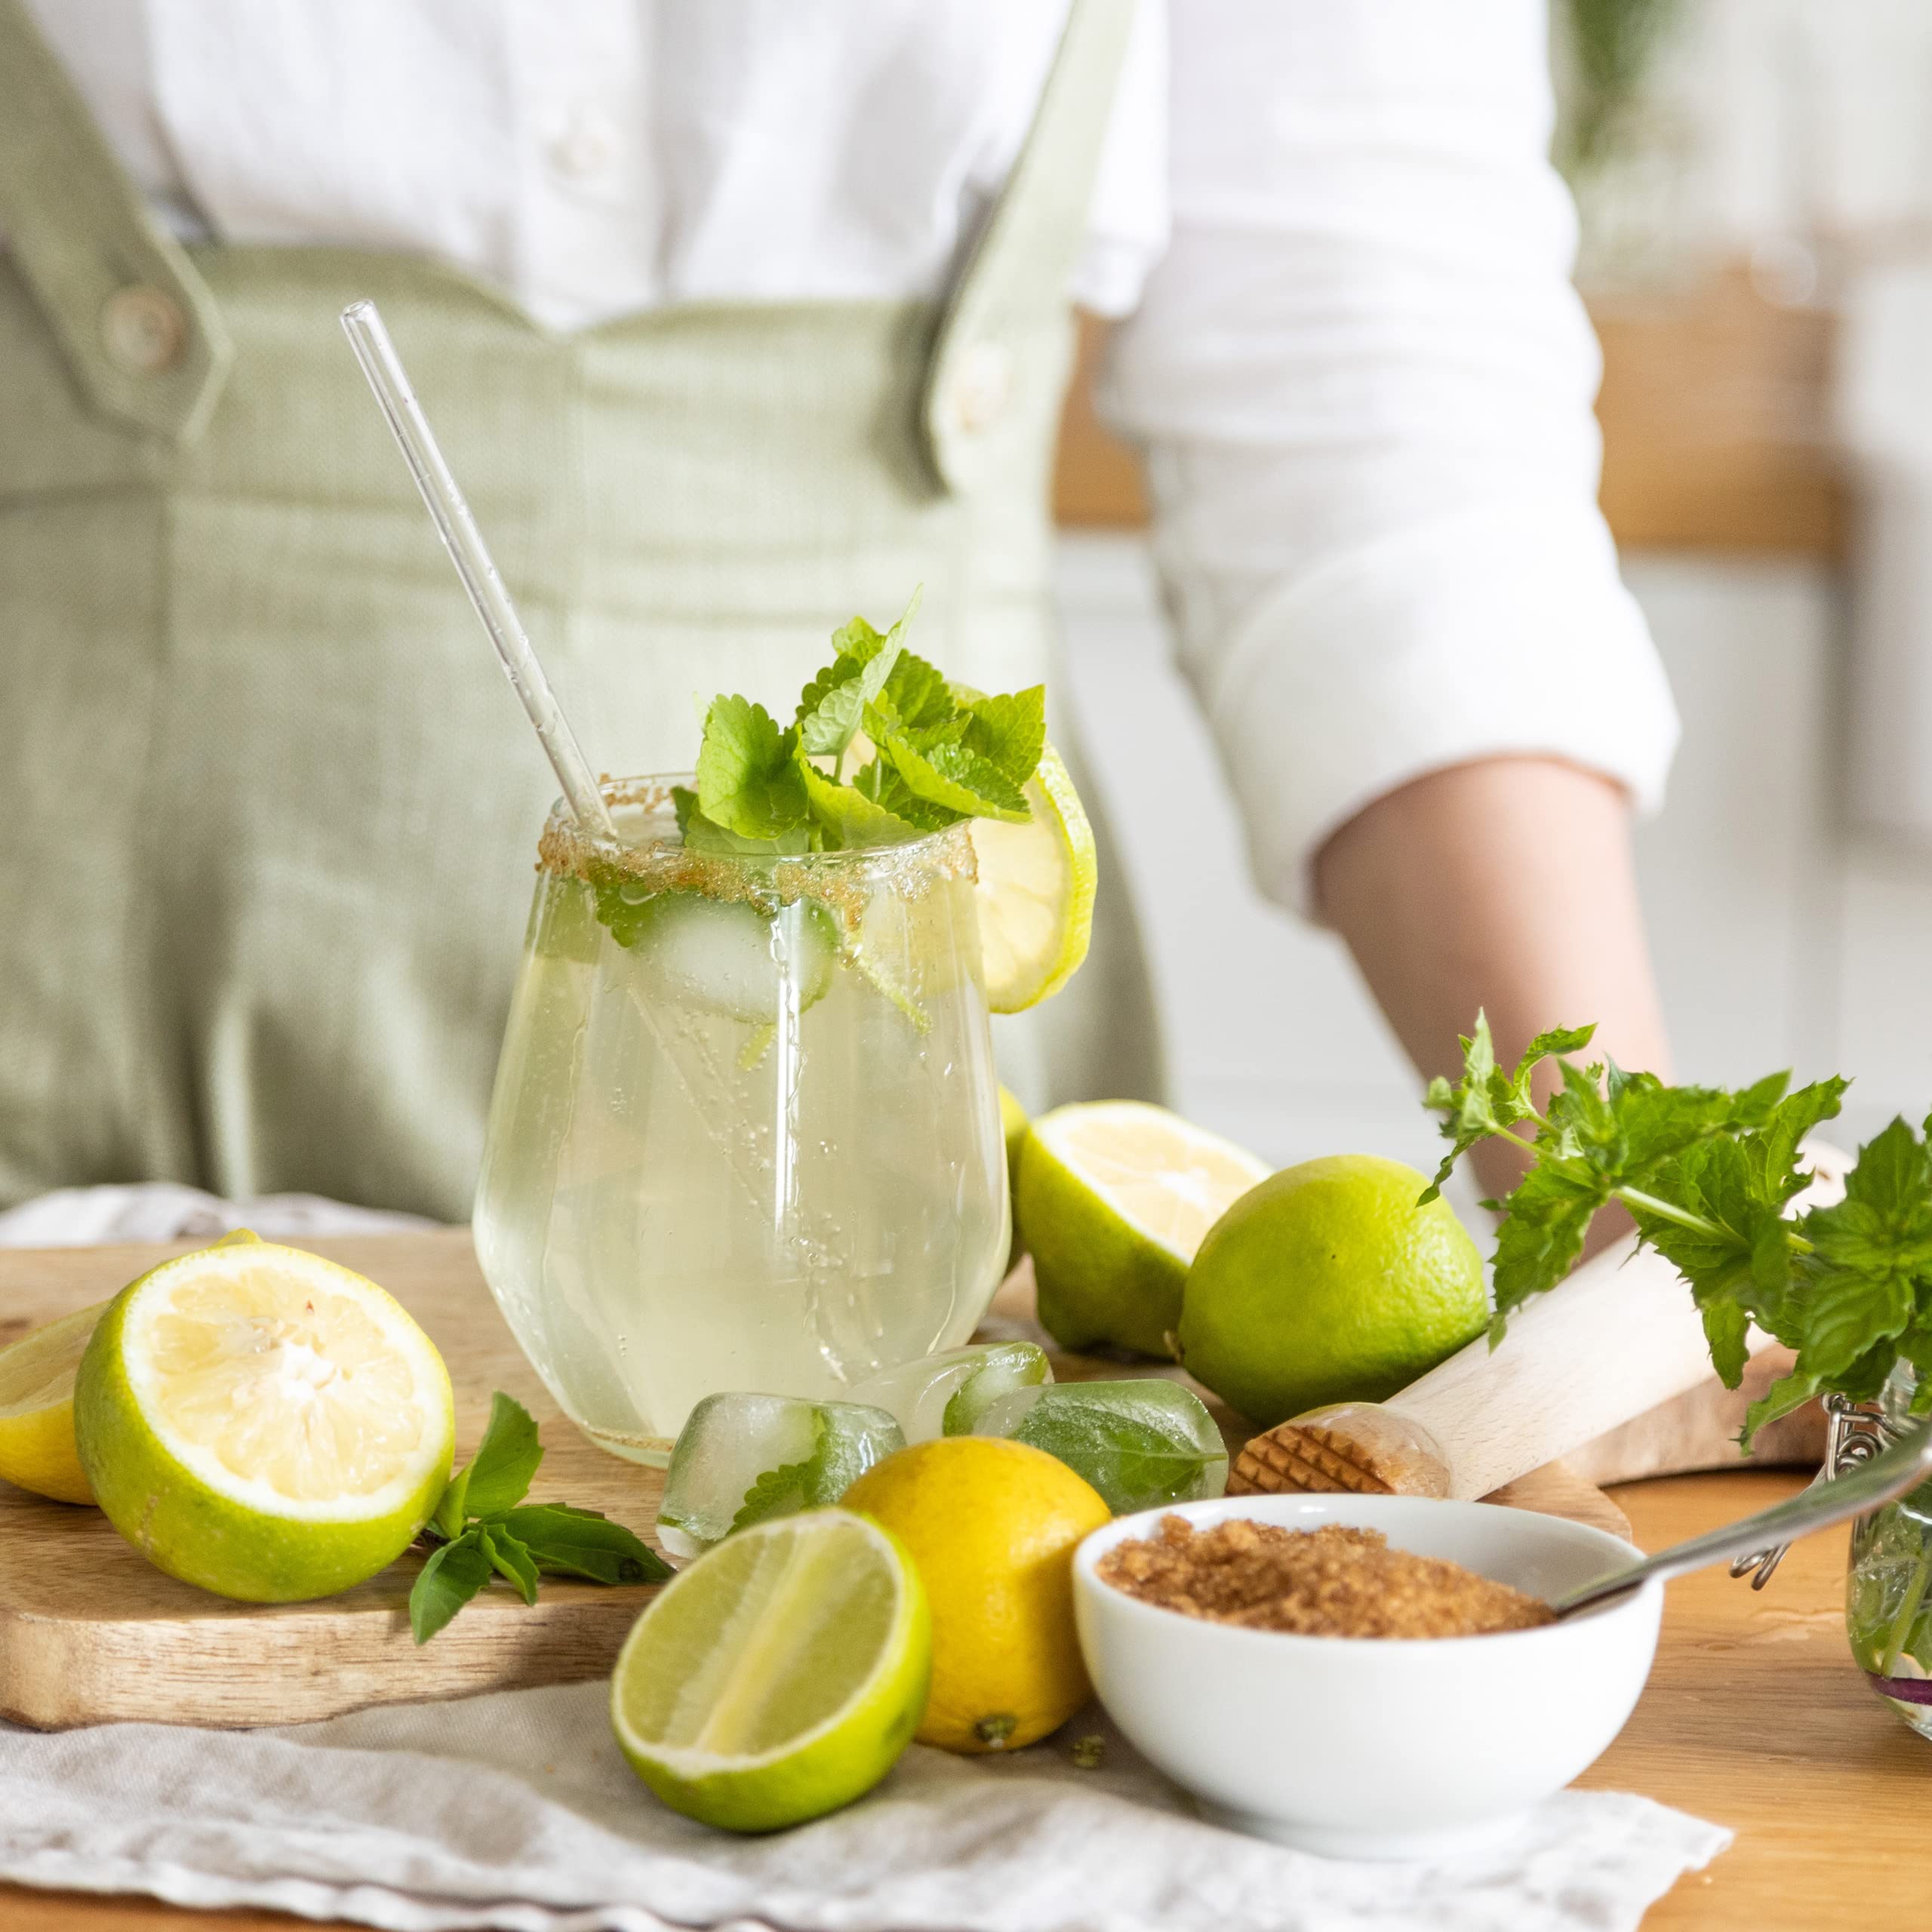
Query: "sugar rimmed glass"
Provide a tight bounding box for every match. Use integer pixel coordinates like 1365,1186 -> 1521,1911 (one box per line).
473,777 -> 1011,1464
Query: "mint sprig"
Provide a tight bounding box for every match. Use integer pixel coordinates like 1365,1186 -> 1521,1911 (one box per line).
1423,1012 -> 1930,1443
669,588 -> 1047,856
408,1393 -> 671,1644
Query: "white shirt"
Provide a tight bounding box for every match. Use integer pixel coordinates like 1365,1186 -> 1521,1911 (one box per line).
21,0 -> 1678,917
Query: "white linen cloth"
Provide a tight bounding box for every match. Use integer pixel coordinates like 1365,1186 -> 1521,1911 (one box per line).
0,1684 -> 1727,1932
0,1183 -> 437,1247
17,0 -> 1678,915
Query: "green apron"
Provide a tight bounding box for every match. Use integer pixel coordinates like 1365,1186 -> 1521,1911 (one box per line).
0,0 -> 1161,1222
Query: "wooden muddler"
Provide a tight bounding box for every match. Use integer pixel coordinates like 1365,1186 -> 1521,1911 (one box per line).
1230,1146 -> 1850,1502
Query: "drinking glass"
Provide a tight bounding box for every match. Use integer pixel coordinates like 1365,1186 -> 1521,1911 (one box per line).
473,777 -> 1011,1463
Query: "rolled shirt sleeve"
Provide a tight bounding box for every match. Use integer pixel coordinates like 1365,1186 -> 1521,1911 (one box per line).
1101,0 -> 1680,918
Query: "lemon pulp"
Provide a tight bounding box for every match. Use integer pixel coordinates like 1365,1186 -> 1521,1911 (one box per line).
0,1302 -> 109,1504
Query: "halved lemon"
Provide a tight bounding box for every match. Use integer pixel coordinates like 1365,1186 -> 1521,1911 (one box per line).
611,1509 -> 931,1832
0,1300 -> 110,1504
968,744 -> 1096,1014
73,1238 -> 455,1603
1018,1100 -> 1272,1357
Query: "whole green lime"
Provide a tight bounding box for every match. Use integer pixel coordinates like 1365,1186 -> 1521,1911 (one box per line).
1178,1154 -> 1486,1427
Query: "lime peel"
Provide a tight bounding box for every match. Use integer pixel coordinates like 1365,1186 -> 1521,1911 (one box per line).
611,1509 -> 931,1832
74,1240 -> 455,1603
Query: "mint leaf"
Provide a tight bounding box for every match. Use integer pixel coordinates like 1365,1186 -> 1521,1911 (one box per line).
1423,1013 -> 1529,1200
1005,1385 -> 1223,1515
716,1410 -> 897,1536
871,718 -> 1029,823
670,786 -> 804,859
731,1455 -> 817,1533
796,635 -> 906,761
1743,1366 -> 1823,1443
454,1392 -> 545,1520
796,758 -> 926,849
853,755 -> 958,830
1490,1158 -> 1604,1329
878,649 -> 957,735
499,1503 -> 671,1585
410,1529 -> 494,1644
415,1395 -> 671,1638
695,696 -> 810,840
960,687 -> 1046,788
478,1523 -> 540,1605
1792,1118 -> 1932,1381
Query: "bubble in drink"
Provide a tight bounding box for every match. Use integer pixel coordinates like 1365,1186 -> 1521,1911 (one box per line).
971,1379 -> 1228,1515
656,1392 -> 905,1556
846,1341 -> 1051,1441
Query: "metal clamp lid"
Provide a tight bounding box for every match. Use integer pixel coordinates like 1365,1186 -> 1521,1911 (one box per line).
1730,1393 -> 1890,1590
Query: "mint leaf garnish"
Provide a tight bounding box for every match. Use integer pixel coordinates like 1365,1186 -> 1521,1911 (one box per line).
872,722 -> 1030,823
695,695 -> 809,840
961,687 -> 1047,788
796,759 -> 925,850
645,588 -> 1047,862
411,1393 -> 669,1642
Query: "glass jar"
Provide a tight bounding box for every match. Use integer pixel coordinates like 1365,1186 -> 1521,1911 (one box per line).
1844,1365 -> 1932,1737
473,777 -> 1011,1465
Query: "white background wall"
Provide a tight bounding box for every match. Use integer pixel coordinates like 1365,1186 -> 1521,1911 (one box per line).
1056,532 -> 1932,1171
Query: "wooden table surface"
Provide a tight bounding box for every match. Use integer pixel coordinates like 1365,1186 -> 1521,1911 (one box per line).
6,1466 -> 1915,1928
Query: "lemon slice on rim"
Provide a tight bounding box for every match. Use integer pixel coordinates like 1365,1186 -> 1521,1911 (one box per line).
968,743 -> 1096,1014
0,1300 -> 111,1504
611,1508 -> 931,1832
75,1238 -> 455,1602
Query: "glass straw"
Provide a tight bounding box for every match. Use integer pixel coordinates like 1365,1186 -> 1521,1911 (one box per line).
339,299 -> 621,848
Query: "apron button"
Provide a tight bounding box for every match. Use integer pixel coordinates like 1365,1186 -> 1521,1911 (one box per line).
949,340 -> 1014,434
100,285 -> 189,375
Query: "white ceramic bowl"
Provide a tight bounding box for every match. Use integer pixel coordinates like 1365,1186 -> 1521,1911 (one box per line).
1073,1494 -> 1662,1860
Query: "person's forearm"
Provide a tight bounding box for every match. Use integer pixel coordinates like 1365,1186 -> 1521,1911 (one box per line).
1312,757 -> 1671,1223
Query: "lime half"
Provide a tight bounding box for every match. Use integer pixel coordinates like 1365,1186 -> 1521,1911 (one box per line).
0,1300 -> 110,1504
74,1238 -> 455,1602
611,1509 -> 931,1832
969,745 -> 1096,1014
1020,1100 -> 1272,1356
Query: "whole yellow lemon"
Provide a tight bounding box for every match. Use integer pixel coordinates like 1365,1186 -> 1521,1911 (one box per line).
841,1436 -> 1110,1754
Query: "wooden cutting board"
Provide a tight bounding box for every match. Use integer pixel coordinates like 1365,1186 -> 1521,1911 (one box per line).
0,1233 -> 1628,1730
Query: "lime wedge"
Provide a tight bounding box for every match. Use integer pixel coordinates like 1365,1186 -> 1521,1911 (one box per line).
611,1509 -> 931,1832
1020,1100 -> 1272,1357
968,744 -> 1096,1013
0,1300 -> 110,1504
75,1238 -> 455,1601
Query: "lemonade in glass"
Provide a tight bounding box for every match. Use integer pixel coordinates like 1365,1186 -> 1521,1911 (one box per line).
473,780 -> 1013,1463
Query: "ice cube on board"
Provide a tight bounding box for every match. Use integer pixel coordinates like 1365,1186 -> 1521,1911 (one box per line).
972,1379 -> 1228,1515
846,1340 -> 1051,1441
656,1392 -> 904,1556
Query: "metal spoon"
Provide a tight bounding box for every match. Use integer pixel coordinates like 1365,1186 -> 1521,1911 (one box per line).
1550,1417 -> 1932,1620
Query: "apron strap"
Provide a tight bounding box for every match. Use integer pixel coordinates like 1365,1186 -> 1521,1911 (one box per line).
921,0 -> 1137,495
0,0 -> 232,443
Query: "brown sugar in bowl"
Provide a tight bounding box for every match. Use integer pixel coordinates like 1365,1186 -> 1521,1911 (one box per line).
1071,1494 -> 1662,1860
